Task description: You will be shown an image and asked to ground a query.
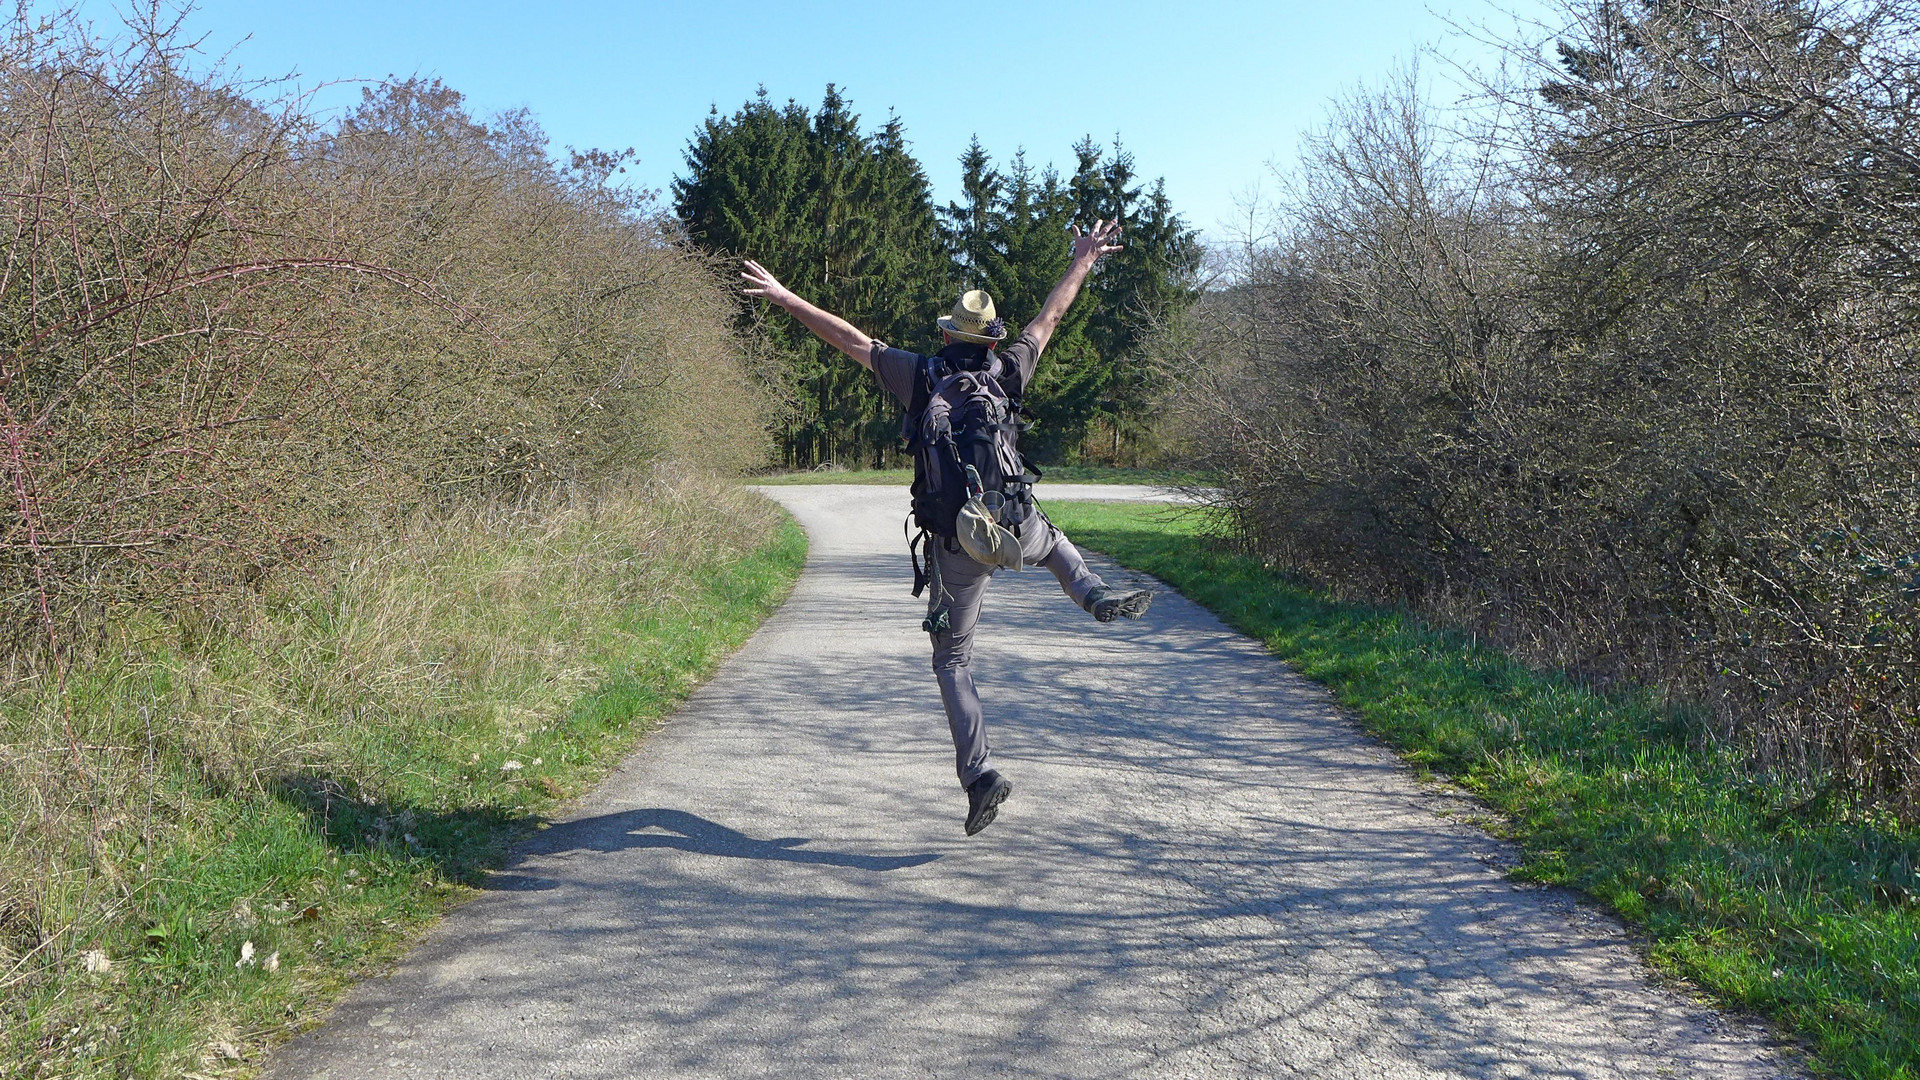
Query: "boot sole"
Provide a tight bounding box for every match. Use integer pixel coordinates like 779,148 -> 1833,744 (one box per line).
965,777 -> 1012,836
1094,590 -> 1154,623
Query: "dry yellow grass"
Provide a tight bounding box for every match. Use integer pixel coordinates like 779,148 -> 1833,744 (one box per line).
0,474 -> 803,1077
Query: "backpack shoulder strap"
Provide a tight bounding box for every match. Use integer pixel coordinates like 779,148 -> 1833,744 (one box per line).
908,352 -> 944,421
903,354 -> 933,446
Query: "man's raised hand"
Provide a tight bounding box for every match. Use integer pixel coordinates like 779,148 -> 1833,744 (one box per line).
1021,219 -> 1125,356
1069,219 -> 1124,264
738,257 -> 877,367
740,259 -> 795,309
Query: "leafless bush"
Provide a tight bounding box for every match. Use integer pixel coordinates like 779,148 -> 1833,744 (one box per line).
1162,1 -> 1920,818
0,10 -> 771,660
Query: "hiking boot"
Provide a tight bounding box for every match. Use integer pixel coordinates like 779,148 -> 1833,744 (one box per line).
1086,585 -> 1153,623
964,770 -> 1012,836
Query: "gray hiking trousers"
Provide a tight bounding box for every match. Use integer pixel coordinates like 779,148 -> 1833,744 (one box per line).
925,512 -> 1107,788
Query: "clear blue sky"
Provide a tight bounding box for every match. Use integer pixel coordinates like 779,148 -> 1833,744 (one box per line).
66,0 -> 1550,241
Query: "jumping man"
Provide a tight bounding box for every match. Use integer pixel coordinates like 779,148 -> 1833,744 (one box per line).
742,219 -> 1152,836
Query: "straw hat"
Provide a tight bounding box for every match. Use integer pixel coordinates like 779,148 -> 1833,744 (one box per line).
936,290 -> 1007,345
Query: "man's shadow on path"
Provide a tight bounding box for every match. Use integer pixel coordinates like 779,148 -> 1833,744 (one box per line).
489,807 -> 940,890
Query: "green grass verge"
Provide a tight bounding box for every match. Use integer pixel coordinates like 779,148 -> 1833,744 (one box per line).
1047,500 -> 1918,1080
3,486 -> 807,1078
749,464 -> 1209,486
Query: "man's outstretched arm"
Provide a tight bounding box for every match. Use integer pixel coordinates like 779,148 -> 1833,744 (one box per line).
1021,219 -> 1125,357
741,259 -> 877,370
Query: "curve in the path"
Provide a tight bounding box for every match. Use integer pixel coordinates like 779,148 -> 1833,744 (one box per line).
268,484 -> 1796,1080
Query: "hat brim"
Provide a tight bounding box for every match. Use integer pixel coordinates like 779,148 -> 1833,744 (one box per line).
937,315 -> 1006,344
956,498 -> 1023,570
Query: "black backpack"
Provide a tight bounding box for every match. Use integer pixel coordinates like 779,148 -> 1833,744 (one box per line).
904,347 -> 1041,540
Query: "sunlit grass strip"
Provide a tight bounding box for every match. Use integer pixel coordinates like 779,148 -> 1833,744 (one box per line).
1046,500 -> 1918,1080
1,482 -> 806,1078
749,464 -> 1212,486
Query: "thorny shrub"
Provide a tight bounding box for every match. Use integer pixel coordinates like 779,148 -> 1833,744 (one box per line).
0,9 -> 774,661
1160,0 -> 1920,819
0,10 -> 779,1053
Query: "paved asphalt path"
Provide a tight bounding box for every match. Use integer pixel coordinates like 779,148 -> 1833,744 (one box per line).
269,485 -> 1797,1079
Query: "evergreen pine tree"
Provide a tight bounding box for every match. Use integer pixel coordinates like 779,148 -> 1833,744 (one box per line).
942,138 -> 1197,460
943,138 -> 1003,285
678,97 -> 1196,466
676,87 -> 951,466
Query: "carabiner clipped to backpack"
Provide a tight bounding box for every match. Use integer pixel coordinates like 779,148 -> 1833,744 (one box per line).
963,464 -> 986,501
922,605 -> 951,634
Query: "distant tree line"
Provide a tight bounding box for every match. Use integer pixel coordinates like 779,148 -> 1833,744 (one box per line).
1161,0 -> 1920,820
675,87 -> 1202,467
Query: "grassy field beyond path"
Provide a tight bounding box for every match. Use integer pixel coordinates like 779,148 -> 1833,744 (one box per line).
2,480 -> 805,1079
1046,501 -> 1918,1080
